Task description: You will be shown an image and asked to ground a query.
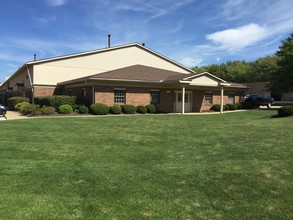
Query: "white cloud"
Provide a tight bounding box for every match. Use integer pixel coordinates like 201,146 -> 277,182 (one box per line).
47,0 -> 67,6
179,57 -> 204,67
206,23 -> 268,52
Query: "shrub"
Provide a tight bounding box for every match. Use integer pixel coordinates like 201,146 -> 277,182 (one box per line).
7,96 -> 29,111
121,105 -> 137,114
109,105 -> 122,114
40,106 -> 56,115
136,105 -> 147,114
34,96 -> 76,109
210,104 -> 221,111
15,102 -> 28,112
18,102 -> 40,116
78,105 -> 89,114
236,102 -> 244,109
278,106 -> 293,117
90,103 -> 109,115
59,104 -> 73,114
146,104 -> 156,113
34,97 -> 50,107
226,103 -> 238,111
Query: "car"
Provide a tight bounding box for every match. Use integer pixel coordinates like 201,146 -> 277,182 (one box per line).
0,105 -> 7,119
244,94 -> 274,108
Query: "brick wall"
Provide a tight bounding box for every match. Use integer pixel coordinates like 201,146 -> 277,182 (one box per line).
34,87 -> 57,97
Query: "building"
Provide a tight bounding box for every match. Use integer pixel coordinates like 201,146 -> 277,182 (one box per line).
0,43 -> 247,113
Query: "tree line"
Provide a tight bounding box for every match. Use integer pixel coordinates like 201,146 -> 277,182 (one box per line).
192,33 -> 293,95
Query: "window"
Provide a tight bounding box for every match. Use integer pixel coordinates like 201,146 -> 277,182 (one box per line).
81,88 -> 86,97
114,88 -> 126,104
150,90 -> 160,104
68,89 -> 72,96
228,92 -> 235,104
204,92 -> 213,104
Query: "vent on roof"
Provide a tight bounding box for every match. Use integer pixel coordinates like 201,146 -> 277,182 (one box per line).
34,54 -> 36,61
108,34 -> 111,48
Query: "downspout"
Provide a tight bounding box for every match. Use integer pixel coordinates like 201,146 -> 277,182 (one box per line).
26,64 -> 34,104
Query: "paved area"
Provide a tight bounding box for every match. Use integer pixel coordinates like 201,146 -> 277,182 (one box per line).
0,111 -> 28,121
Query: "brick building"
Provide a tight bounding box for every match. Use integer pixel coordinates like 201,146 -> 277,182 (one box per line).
0,43 -> 247,113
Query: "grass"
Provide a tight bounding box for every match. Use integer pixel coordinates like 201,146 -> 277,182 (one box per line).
0,110 -> 292,219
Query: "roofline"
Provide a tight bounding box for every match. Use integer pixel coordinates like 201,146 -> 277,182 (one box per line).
25,42 -> 196,74
183,72 -> 226,82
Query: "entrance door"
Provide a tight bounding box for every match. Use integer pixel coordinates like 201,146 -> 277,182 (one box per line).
175,91 -> 192,113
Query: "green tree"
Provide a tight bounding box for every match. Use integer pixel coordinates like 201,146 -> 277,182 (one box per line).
250,55 -> 278,82
225,61 -> 252,83
269,33 -> 293,93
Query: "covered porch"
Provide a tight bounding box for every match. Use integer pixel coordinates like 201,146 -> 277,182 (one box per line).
164,72 -> 247,114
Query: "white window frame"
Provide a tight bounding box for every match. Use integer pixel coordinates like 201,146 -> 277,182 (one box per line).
204,91 -> 213,104
114,88 -> 126,104
228,92 -> 235,104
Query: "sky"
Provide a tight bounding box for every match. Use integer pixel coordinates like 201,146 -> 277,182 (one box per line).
0,0 -> 293,83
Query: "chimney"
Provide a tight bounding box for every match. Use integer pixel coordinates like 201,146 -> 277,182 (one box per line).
108,34 -> 111,48
34,54 -> 36,61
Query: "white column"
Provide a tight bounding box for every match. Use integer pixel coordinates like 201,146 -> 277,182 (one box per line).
220,86 -> 224,114
182,85 -> 185,115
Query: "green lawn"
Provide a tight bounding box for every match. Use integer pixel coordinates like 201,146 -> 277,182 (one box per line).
0,110 -> 292,219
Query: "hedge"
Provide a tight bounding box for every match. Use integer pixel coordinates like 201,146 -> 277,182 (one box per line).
90,103 -> 109,115
59,104 -> 73,114
109,105 -> 122,114
7,96 -> 29,110
278,106 -> 293,117
121,105 -> 137,114
146,104 -> 156,113
136,105 -> 147,114
78,105 -> 89,114
34,96 -> 76,109
40,106 -> 56,115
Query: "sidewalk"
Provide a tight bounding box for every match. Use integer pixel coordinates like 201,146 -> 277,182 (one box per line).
0,111 -> 28,121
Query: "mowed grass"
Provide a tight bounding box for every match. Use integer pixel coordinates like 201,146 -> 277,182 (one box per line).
0,110 -> 292,219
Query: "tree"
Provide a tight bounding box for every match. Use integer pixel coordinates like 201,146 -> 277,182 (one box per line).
269,33 -> 293,93
250,55 -> 278,82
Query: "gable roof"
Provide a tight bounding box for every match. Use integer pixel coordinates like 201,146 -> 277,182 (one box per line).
59,65 -> 197,85
1,43 -> 196,86
27,43 -> 195,74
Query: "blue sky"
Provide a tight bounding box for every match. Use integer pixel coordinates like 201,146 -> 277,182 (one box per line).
1,0 -> 293,83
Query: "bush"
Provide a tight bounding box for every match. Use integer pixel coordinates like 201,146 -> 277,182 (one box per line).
278,106 -> 293,117
146,104 -> 156,113
109,105 -> 122,114
40,106 -> 56,115
7,96 -> 29,111
90,103 -> 109,115
243,99 -> 258,109
34,96 -> 76,109
121,105 -> 137,114
59,104 -> 73,114
136,105 -> 147,114
236,102 -> 244,109
34,97 -> 51,107
226,103 -> 238,111
210,104 -> 221,111
17,102 -> 40,116
78,105 -> 89,114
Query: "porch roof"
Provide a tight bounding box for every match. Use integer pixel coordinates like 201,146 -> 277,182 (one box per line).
58,64 -> 248,89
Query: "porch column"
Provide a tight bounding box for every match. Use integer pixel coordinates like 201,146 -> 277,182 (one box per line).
220,86 -> 224,114
181,85 -> 185,115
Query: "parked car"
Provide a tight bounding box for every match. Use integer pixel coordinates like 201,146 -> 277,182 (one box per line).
244,94 -> 274,108
0,105 -> 7,119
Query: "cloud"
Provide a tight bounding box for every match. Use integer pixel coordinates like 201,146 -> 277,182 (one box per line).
179,57 -> 204,67
47,0 -> 67,6
206,23 -> 268,52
